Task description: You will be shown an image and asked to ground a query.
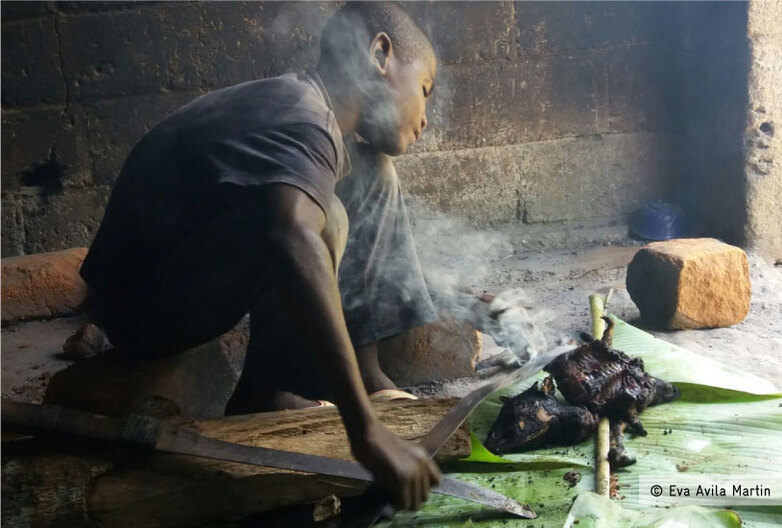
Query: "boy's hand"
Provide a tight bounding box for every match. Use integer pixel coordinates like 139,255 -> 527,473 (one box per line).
351,421 -> 442,510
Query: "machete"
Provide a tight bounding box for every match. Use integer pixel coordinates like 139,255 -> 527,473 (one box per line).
352,344 -> 574,526
1,400 -> 534,518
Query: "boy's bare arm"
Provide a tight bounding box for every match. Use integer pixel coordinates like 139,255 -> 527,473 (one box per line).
257,184 -> 441,510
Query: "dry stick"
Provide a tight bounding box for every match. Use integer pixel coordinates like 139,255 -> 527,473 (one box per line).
589,293 -> 611,497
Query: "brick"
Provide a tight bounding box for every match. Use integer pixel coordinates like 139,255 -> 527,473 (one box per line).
378,317 -> 481,386
1,247 -> 88,325
1,200 -> 25,257
1,16 -> 67,106
409,56 -> 605,153
402,1 -> 515,65
626,239 -> 751,329
22,187 -> 110,254
515,1 -> 682,56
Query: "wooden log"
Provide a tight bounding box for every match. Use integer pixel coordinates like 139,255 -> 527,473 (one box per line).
2,398 -> 468,528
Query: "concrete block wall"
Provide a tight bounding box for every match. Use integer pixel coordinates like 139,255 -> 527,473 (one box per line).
1,1 -> 701,255
744,0 -> 782,261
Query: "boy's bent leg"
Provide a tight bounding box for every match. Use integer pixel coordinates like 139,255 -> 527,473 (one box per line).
103,189 -> 279,357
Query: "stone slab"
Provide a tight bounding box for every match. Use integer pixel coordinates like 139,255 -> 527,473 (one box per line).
1,247 -> 88,325
626,238 -> 751,329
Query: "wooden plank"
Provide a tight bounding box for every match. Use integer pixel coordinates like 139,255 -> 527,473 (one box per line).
4,399 -> 470,528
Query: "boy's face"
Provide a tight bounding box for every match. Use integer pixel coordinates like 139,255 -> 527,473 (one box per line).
357,45 -> 436,156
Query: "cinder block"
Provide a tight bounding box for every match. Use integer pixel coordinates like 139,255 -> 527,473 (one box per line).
605,45 -> 676,133
58,8 -> 169,100
1,108 -> 61,193
515,1 -> 680,56
403,1 -> 515,65
396,146 -> 520,226
626,238 -> 751,329
410,56 -> 605,153
1,247 -> 88,325
399,133 -> 672,226
0,1 -> 52,20
22,187 -> 110,254
1,17 -> 65,107
58,2 -> 338,99
1,201 -> 25,257
378,317 -> 482,386
520,133 -> 672,223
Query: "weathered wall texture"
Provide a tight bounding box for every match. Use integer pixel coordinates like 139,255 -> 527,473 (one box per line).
744,0 -> 782,261
0,1 -> 748,256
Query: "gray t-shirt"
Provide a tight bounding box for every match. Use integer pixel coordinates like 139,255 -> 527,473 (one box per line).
81,71 -> 350,295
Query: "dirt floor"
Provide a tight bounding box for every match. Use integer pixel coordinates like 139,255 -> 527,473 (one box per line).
2,241 -> 781,404
411,243 -> 782,398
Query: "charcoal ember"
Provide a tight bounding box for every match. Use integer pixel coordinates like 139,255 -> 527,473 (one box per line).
62,324 -> 106,360
484,377 -> 598,454
544,317 -> 680,435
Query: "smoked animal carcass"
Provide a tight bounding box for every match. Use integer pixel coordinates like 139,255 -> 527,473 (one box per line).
484,377 -> 598,455
544,317 -> 680,436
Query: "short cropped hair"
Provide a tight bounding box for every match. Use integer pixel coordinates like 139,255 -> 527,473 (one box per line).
319,3 -> 433,69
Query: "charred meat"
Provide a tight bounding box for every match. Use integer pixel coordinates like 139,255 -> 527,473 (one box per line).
484,377 -> 598,454
544,317 -> 680,436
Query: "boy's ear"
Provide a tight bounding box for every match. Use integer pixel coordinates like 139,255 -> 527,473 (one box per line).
369,32 -> 393,75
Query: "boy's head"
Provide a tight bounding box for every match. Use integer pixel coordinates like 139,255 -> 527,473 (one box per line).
319,3 -> 436,156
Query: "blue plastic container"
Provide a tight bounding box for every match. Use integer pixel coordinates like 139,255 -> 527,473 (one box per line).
630,201 -> 690,241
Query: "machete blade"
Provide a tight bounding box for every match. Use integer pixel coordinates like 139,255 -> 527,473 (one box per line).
155,424 -> 535,518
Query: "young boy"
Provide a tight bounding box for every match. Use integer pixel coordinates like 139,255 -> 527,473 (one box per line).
80,3 -> 440,511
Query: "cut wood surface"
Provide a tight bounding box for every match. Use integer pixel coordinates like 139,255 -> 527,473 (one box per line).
3,398 -> 469,528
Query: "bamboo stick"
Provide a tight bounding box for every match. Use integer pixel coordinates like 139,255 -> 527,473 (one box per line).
589,293 -> 611,497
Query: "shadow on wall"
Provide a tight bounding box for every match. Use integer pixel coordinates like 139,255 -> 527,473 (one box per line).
669,1 -> 750,245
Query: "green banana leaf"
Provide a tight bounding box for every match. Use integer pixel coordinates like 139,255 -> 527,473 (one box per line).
377,316 -> 782,528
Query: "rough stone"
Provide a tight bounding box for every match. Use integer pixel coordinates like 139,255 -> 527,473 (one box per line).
1,247 -> 88,325
378,317 -> 482,387
21,187 -> 110,254
626,238 -> 751,330
43,339 -> 238,419
1,16 -> 66,107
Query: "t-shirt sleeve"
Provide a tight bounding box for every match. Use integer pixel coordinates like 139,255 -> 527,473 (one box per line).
211,123 -> 340,215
